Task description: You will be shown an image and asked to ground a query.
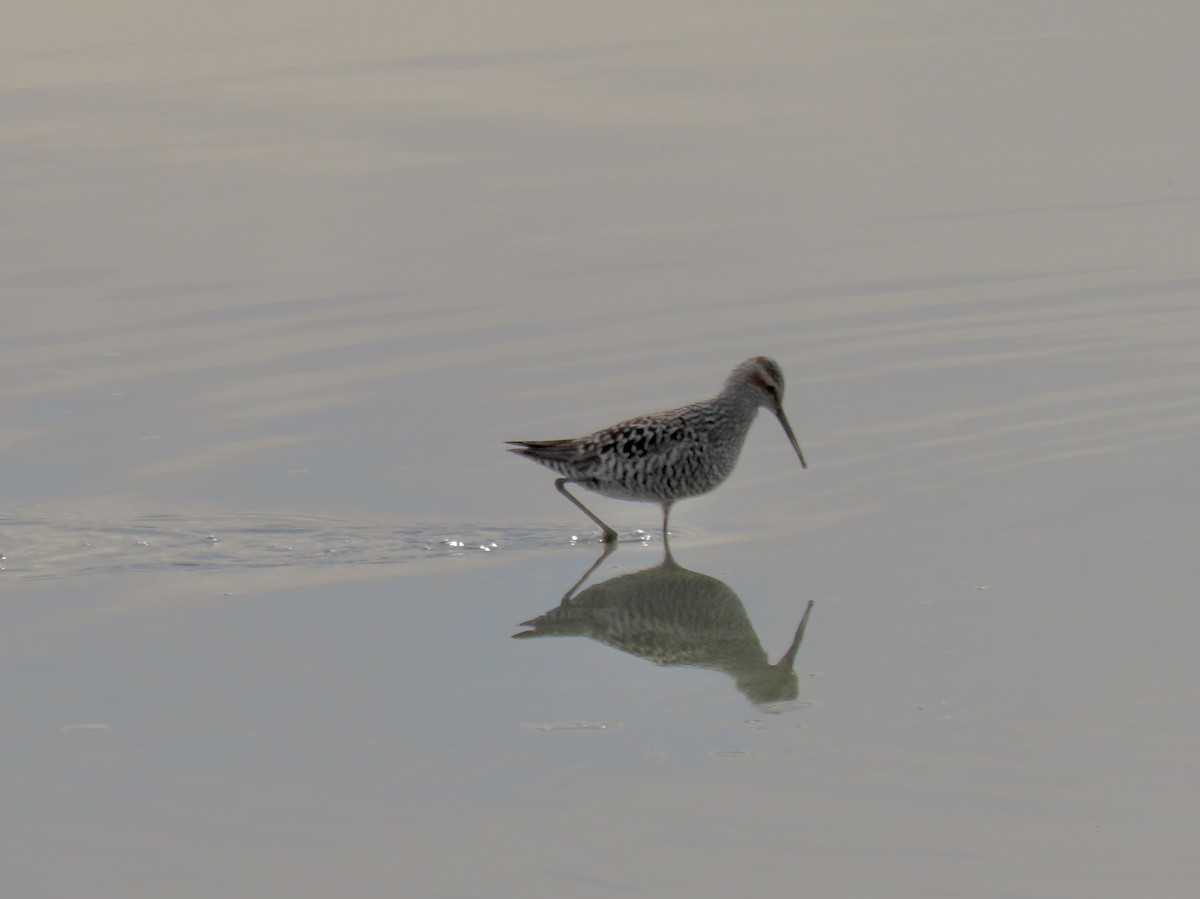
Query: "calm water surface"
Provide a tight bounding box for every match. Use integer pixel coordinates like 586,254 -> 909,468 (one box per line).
4,2 -> 1200,896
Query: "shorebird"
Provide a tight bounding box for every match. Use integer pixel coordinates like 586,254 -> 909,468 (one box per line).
507,356 -> 807,542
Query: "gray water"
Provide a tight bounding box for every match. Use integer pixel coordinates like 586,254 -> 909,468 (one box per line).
4,2 -> 1200,896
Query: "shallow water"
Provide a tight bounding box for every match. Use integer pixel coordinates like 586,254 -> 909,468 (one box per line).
5,2 -> 1200,896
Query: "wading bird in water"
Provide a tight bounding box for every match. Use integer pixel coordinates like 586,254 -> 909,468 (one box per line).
507,356 -> 807,542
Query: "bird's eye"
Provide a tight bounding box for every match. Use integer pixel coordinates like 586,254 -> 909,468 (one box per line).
752,374 -> 777,395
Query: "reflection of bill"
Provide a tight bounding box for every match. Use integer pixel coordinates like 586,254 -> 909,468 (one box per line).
515,546 -> 814,707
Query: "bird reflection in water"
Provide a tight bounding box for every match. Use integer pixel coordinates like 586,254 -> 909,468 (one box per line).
514,544 -> 814,707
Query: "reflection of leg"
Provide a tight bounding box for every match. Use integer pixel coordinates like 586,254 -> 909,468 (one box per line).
555,478 -> 618,543
659,537 -> 679,571
561,540 -> 618,603
661,501 -> 673,545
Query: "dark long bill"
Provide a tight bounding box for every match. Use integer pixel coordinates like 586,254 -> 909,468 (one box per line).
775,408 -> 807,469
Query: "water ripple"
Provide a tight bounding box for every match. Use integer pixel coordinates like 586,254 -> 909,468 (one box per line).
0,509 -> 579,581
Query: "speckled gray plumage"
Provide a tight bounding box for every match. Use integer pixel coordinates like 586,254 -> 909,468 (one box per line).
507,356 -> 806,538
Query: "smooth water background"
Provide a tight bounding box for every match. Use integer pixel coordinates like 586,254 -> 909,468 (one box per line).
4,2 -> 1200,896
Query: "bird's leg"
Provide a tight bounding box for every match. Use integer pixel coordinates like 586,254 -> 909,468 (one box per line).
661,501 -> 674,546
555,478 -> 619,543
